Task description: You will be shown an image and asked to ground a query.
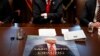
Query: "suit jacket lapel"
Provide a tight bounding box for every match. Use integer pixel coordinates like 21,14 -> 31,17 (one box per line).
43,44 -> 48,51
56,44 -> 60,53
40,0 -> 46,12
92,0 -> 96,19
42,0 -> 46,5
44,44 -> 49,56
50,0 -> 56,12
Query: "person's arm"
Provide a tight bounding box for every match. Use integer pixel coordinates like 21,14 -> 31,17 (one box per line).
79,1 -> 91,26
33,0 -> 50,23
0,21 -> 4,24
47,0 -> 63,22
0,0 -> 13,23
41,0 -> 63,20
13,0 -> 21,16
15,10 -> 21,16
33,0 -> 63,23
79,2 -> 100,28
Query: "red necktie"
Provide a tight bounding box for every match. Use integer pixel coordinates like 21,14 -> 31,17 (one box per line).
46,0 -> 51,13
49,44 -> 56,56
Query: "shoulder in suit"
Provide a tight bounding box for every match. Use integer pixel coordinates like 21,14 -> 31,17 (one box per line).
29,44 -> 75,56
0,0 -> 13,22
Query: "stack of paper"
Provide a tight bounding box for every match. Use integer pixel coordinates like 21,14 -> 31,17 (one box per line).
63,30 -> 86,40
61,29 -> 69,34
39,29 -> 56,36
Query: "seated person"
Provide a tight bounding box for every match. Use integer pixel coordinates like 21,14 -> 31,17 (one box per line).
29,38 -> 74,56
0,0 -> 12,24
33,0 -> 63,24
12,0 -> 29,23
62,0 -> 73,18
80,0 -> 100,28
0,0 -> 29,24
62,0 -> 76,24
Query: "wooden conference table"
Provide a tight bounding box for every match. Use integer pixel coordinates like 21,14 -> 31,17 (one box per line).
0,23 -> 100,56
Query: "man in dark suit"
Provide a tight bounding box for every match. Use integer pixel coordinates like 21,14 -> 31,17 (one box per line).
29,38 -> 74,56
80,0 -> 100,28
33,0 -> 63,24
12,0 -> 29,23
62,0 -> 73,19
0,0 -> 13,24
0,0 -> 29,24
62,0 -> 76,24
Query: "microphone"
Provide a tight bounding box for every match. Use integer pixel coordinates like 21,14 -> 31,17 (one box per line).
7,37 -> 15,56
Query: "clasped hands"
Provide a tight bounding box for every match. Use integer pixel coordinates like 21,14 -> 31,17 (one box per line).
91,22 -> 100,28
41,13 -> 47,19
0,21 -> 4,25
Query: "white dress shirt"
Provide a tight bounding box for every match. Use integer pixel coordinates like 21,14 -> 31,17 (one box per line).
46,0 -> 52,4
89,0 -> 100,27
47,43 -> 56,51
41,0 -> 52,19
93,0 -> 100,22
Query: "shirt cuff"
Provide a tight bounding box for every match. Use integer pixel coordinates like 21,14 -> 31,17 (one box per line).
88,22 -> 93,27
44,13 -> 47,19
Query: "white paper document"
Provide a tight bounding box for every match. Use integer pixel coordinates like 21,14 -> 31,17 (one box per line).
64,30 -> 86,40
39,29 -> 56,36
61,29 -> 69,34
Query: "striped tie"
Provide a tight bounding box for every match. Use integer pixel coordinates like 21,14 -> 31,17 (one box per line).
49,44 -> 56,56
46,0 -> 51,13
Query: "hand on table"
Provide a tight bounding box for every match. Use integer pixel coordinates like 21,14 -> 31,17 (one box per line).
0,21 -> 4,25
91,22 -> 100,28
41,13 -> 47,19
15,10 -> 21,16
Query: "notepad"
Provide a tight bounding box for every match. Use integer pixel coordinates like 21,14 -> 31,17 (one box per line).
39,29 -> 56,36
61,29 -> 69,34
64,30 -> 86,40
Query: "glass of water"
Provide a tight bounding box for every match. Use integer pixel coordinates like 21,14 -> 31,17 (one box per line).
88,26 -> 94,33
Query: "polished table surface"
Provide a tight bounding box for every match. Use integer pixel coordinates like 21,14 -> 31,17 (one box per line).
0,23 -> 100,56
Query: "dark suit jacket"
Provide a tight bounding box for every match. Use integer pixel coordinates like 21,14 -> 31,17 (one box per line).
0,0 -> 29,23
62,0 -> 76,24
80,0 -> 96,26
12,0 -> 29,23
29,44 -> 74,56
33,0 -> 63,24
62,0 -> 72,6
0,0 -> 13,22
